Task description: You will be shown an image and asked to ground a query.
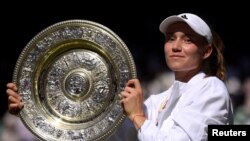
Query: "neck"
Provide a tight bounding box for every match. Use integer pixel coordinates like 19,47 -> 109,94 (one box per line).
175,69 -> 200,82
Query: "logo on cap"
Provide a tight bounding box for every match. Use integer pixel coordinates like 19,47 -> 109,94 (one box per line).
181,15 -> 188,19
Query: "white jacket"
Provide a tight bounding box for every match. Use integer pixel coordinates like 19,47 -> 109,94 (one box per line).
108,72 -> 233,141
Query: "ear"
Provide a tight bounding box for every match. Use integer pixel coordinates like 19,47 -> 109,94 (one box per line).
203,44 -> 212,59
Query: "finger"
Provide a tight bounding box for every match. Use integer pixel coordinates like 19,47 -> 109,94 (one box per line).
18,96 -> 23,101
126,79 -> 136,87
129,79 -> 141,90
127,79 -> 143,96
18,102 -> 24,109
6,83 -> 18,91
124,86 -> 135,93
120,97 -> 128,104
6,89 -> 20,99
9,103 -> 24,110
120,99 -> 124,104
8,96 -> 22,105
118,93 -> 123,100
10,102 -> 24,109
120,91 -> 130,98
9,103 -> 20,109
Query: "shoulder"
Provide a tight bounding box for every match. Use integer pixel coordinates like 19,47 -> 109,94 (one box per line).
191,76 -> 229,101
188,72 -> 227,93
202,76 -> 228,93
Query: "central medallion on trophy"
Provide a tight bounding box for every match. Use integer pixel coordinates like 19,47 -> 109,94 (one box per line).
65,70 -> 91,99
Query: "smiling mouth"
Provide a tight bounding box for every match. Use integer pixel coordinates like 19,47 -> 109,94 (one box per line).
170,55 -> 184,58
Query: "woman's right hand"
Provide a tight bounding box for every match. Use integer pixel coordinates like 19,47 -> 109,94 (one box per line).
6,82 -> 24,115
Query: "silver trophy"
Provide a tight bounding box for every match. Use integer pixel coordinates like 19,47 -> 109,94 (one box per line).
12,20 -> 136,141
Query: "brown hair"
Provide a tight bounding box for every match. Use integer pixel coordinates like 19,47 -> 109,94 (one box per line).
202,31 -> 226,80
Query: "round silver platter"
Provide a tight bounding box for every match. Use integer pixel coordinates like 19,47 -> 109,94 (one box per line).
12,19 -> 136,141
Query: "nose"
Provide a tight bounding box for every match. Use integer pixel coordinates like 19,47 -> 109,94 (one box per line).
172,40 -> 182,52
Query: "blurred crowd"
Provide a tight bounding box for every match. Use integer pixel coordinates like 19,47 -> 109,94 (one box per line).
0,112 -> 39,141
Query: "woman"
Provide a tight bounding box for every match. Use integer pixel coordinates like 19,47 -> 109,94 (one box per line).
7,13 -> 233,141
120,13 -> 233,140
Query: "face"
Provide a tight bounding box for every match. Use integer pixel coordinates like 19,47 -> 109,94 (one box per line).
164,22 -> 210,73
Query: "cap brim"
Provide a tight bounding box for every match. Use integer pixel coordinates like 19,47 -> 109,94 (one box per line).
159,16 -> 186,34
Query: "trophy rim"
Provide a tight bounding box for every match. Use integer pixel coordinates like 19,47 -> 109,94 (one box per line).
12,19 -> 137,141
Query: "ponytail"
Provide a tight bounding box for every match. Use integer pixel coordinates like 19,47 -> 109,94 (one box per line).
202,31 -> 226,80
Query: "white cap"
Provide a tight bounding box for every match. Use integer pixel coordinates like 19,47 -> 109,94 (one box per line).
159,13 -> 213,43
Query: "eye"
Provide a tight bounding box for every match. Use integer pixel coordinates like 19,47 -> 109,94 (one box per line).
184,36 -> 193,44
165,35 -> 175,42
